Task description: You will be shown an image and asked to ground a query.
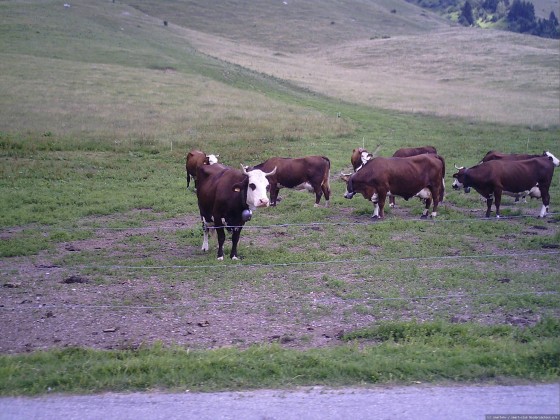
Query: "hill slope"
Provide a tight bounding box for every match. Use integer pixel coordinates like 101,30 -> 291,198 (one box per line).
130,0 -> 452,53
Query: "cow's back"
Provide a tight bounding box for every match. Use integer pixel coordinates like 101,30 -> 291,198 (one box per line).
392,146 -> 437,158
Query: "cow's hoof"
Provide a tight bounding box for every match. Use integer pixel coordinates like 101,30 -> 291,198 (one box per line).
217,256 -> 224,261
420,214 -> 428,219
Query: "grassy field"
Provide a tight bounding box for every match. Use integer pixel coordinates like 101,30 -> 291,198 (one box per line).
0,0 -> 559,395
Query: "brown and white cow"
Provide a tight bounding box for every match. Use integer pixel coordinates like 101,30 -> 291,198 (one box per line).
196,163 -> 276,260
185,150 -> 219,190
342,154 -> 445,219
351,148 -> 374,172
250,156 -> 331,207
480,150 -> 559,165
478,150 -> 559,203
389,146 -> 438,207
452,154 -> 557,218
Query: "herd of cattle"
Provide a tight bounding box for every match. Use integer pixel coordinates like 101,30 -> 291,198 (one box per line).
185,147 -> 559,260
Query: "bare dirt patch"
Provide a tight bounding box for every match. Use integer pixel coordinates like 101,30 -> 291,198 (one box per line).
1,201 -> 558,355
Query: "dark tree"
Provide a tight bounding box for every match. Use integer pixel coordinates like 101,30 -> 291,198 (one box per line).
459,0 -> 475,25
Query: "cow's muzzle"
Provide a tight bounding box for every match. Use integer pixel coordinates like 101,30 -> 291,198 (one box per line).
344,191 -> 355,199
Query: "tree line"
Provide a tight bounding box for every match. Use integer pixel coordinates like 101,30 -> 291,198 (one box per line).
406,0 -> 559,38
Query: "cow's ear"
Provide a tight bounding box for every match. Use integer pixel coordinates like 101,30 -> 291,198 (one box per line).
232,182 -> 244,193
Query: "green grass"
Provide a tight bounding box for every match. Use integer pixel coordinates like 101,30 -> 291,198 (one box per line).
0,319 -> 557,395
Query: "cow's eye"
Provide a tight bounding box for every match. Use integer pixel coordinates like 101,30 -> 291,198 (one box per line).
249,183 -> 256,191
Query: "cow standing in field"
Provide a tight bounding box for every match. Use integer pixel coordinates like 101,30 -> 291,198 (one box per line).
185,150 -> 219,190
452,153 -> 558,218
389,146 -> 438,207
480,150 -> 559,165
477,150 -> 559,202
196,163 -> 276,260
250,156 -> 331,207
342,154 -> 445,219
351,148 -> 374,172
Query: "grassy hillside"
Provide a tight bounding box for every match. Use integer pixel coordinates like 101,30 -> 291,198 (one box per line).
130,0 -> 452,53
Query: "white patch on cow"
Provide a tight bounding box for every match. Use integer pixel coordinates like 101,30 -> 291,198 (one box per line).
207,154 -> 219,165
529,185 -> 541,198
201,219 -> 209,252
539,204 -> 548,218
545,151 -> 560,167
431,211 -> 437,218
452,179 -> 463,189
415,188 -> 432,200
371,193 -> 379,203
217,256 -> 224,261
246,169 -> 271,210
422,209 -> 429,216
292,182 -> 314,192
504,190 -> 528,203
372,203 -> 380,218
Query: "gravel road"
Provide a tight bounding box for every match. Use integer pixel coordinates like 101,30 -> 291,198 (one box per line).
1,383 -> 559,420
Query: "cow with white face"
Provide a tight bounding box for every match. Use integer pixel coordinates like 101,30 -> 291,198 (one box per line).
196,164 -> 276,260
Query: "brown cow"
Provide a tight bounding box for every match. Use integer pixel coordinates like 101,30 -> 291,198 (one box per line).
351,148 -> 374,172
477,150 -> 559,203
389,146 -> 438,208
452,154 -> 557,218
196,163 -> 276,260
250,156 -> 331,207
185,150 -> 219,190
343,154 -> 445,219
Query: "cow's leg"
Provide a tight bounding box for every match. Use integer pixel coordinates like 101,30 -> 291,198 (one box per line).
430,185 -> 440,218
321,182 -> 330,208
269,183 -> 279,206
389,195 -> 396,208
421,197 -> 433,218
494,191 -> 503,218
215,226 -> 226,260
229,227 -> 243,260
313,185 -> 324,207
377,192 -> 387,219
484,194 -> 494,217
539,187 -> 550,217
187,172 -> 191,189
370,193 -> 381,219
201,217 -> 211,252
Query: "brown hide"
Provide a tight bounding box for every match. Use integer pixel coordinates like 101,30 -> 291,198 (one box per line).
252,156 -> 331,206
392,146 -> 437,158
186,150 -> 212,189
344,154 -> 445,219
196,164 -> 249,259
390,146 -> 438,206
351,148 -> 367,172
452,157 -> 554,217
480,150 -> 544,163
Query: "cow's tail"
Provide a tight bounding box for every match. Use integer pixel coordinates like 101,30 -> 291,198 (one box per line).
322,156 -> 331,201
436,154 -> 446,203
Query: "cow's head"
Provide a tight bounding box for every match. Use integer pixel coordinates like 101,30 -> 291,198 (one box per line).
205,154 -> 219,165
452,165 -> 470,193
543,151 -> 559,167
240,164 -> 277,210
340,173 -> 356,199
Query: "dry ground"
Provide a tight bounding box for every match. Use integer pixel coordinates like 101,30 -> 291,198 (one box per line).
1,200 -> 558,354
